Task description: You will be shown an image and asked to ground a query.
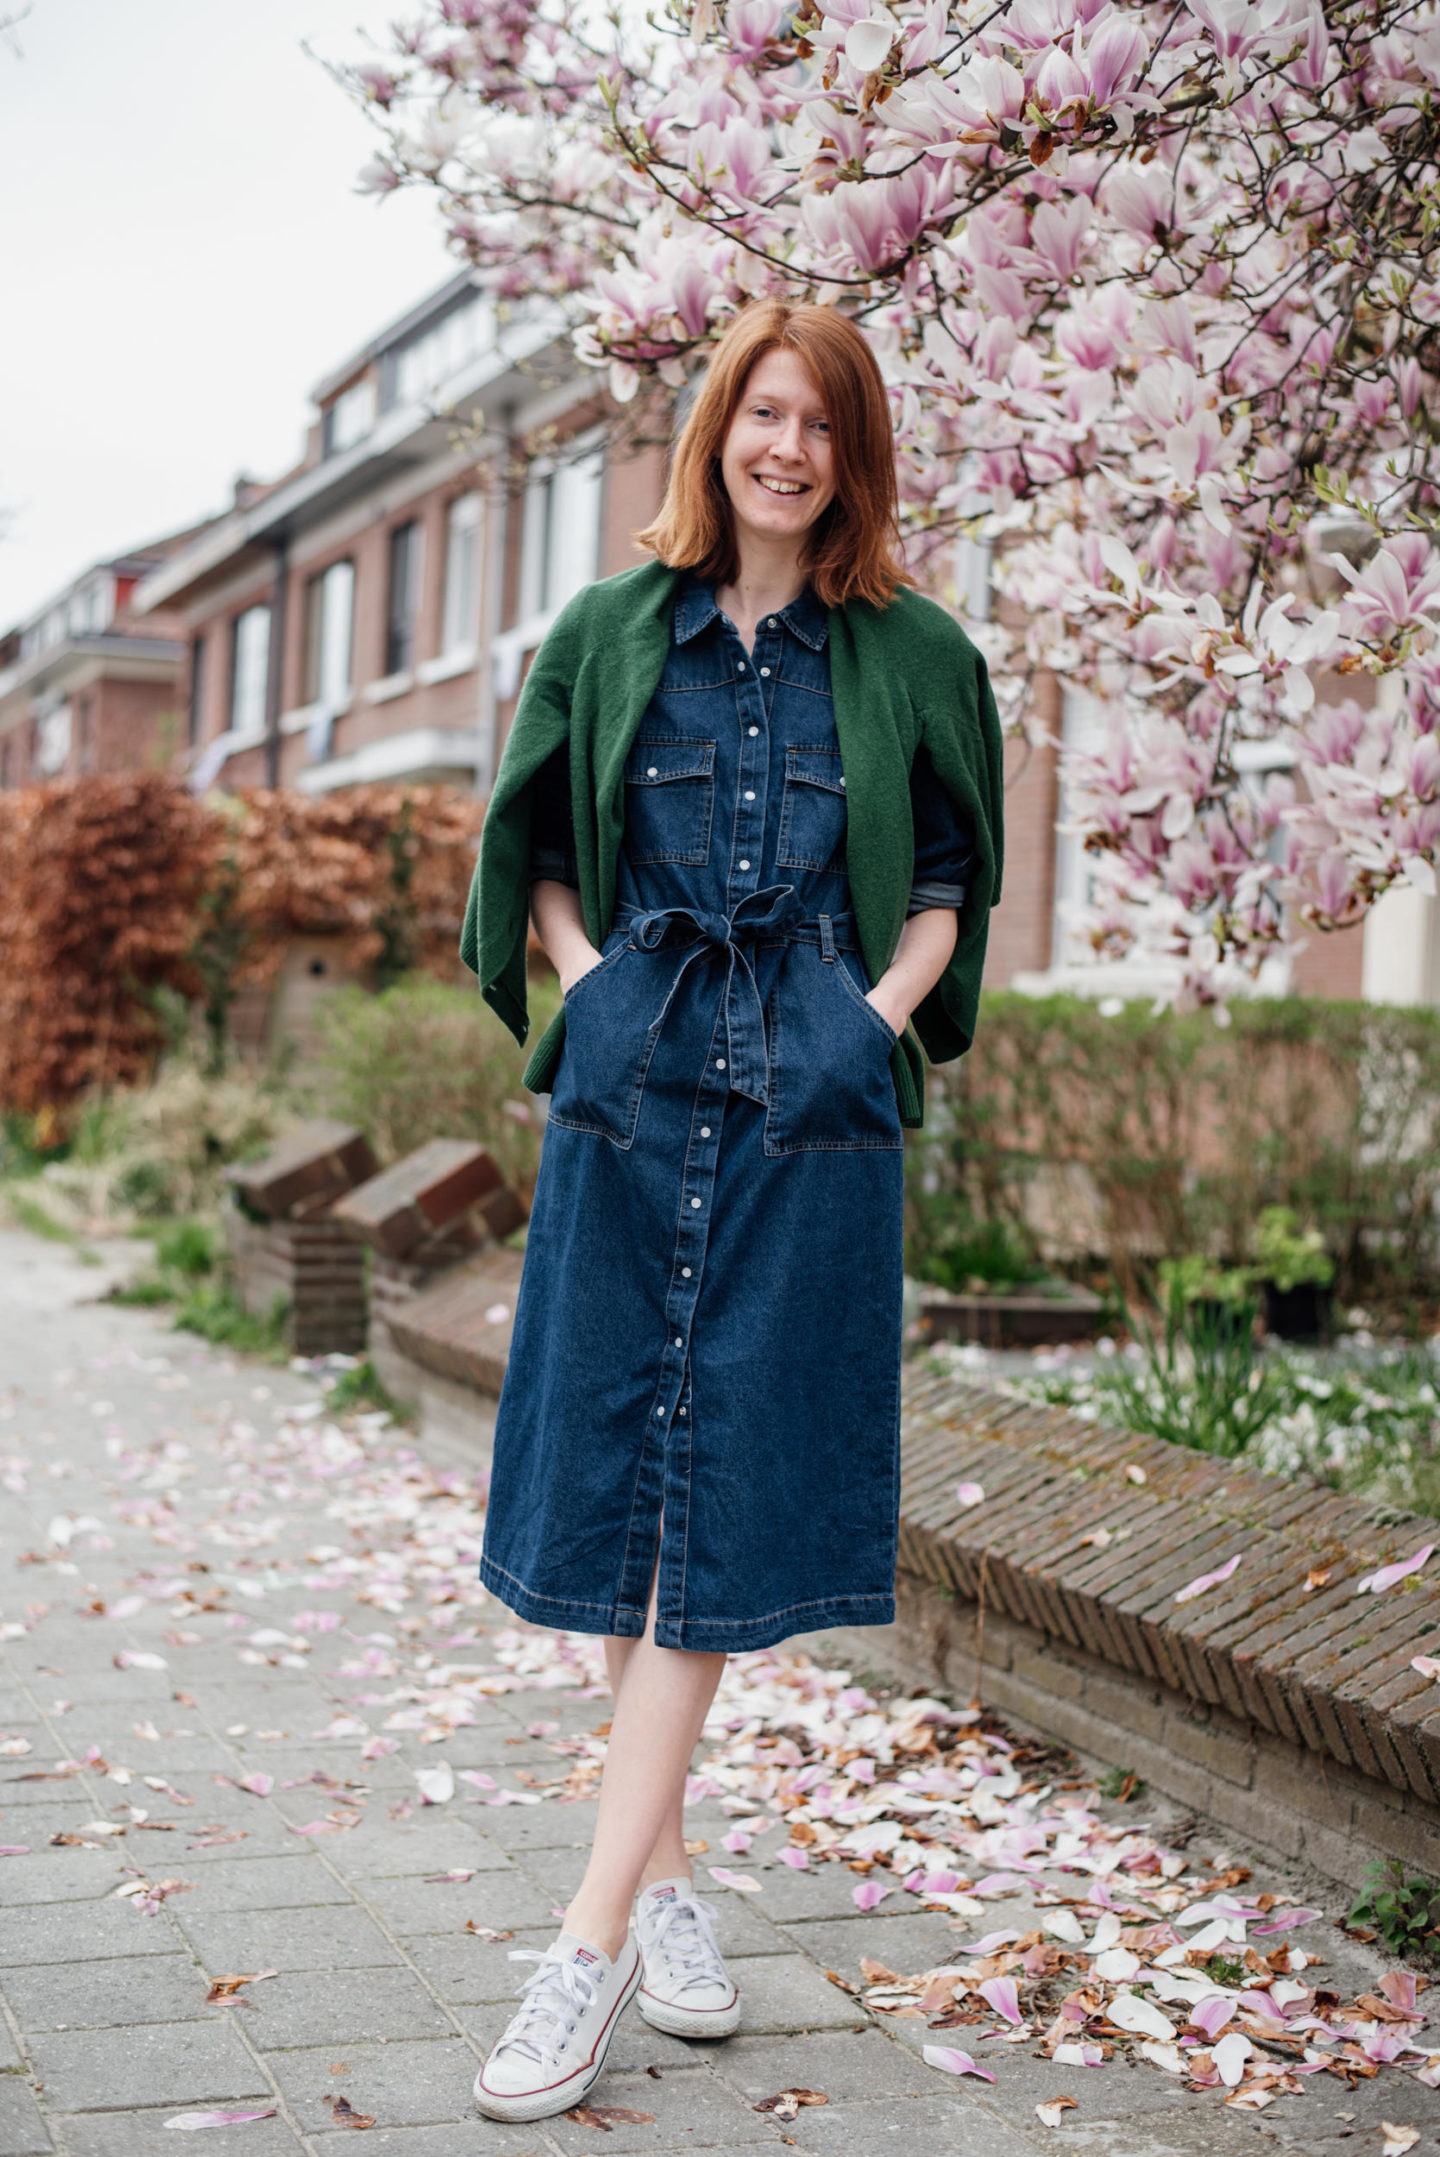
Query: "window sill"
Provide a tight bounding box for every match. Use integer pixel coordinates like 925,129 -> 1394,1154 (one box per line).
491,611 -> 559,701
363,670 -> 415,705
279,696 -> 352,736
417,648 -> 477,686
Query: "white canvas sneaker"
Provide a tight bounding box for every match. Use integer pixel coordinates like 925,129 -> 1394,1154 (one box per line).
634,1877 -> 742,2038
473,1930 -> 642,2122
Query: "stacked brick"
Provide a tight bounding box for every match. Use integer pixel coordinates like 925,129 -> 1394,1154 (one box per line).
894,1367 -> 1440,1880
223,1120 -> 377,1356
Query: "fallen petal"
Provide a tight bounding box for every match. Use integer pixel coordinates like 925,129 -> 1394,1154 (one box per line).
163,2111 -> 277,2130
922,2045 -> 996,2083
1036,2097 -> 1078,2127
955,1482 -> 985,1509
1175,1555 -> 1241,1604
1356,1545 -> 1435,1595
707,1866 -> 762,1893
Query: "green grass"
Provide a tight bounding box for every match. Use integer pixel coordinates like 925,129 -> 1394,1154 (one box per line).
173,1285 -> 289,1358
1349,1858 -> 1440,1963
6,1191 -> 77,1243
323,1360 -> 404,1418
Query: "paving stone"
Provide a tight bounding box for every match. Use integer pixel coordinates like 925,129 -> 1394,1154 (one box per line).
704,1956 -> 863,2037
714,1863 -> 886,1924
778,2090 -> 1044,2156
771,1910 -> 964,1983
242,1967 -> 456,2050
1,1955 -> 205,2031
404,1927 -> 555,2005
26,2019 -> 270,2112
357,1869 -> 556,1937
541,2065 -> 776,2152
0,1849 -> 131,1905
1058,2116 -> 1282,2157
176,1856 -> 354,1910
0,2080 -> 54,2157
0,1899 -> 186,1965
320,1814 -> 515,1880
308,2125 -> 539,2156
176,1903 -> 405,1975
53,2116 -> 301,2157
265,2039 -> 482,2132
720,2027 -> 935,2104
462,1801 -> 602,1852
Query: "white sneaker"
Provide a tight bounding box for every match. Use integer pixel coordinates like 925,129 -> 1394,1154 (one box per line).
473,1930 -> 641,2122
634,1877 -> 741,2038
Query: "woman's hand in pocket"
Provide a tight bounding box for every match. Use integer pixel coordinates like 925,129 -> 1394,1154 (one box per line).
559,946 -> 607,997
864,983 -> 909,1039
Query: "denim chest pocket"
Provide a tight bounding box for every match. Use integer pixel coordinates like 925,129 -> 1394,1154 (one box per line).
777,745 -> 848,873
623,737 -> 717,866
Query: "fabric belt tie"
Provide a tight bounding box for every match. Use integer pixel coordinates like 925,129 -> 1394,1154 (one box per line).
614,883 -> 821,1108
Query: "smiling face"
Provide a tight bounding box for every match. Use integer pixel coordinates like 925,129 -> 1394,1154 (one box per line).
718,346 -> 837,560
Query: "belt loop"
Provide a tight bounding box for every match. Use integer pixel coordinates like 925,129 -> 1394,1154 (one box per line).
819,914 -> 835,963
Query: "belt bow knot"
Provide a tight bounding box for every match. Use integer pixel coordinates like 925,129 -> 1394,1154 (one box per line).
622,883 -> 803,1106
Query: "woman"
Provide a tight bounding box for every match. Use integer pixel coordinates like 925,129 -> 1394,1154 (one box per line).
459,298 -> 1003,2124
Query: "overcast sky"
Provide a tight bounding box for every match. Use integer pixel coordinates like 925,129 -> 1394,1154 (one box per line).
0,0 -> 456,627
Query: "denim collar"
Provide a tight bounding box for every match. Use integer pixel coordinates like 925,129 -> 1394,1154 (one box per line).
675,574 -> 829,651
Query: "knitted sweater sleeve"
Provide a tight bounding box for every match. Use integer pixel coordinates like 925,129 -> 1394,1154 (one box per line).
907,634 -> 1006,1064
459,613 -> 578,1046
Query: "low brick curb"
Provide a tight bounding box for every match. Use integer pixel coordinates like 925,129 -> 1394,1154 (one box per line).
888,1365 -> 1440,1886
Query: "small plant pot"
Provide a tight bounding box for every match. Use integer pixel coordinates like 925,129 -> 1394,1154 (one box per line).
1262,1279 -> 1331,1343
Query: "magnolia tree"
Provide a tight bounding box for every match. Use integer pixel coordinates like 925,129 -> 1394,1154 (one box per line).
344,0 -> 1440,997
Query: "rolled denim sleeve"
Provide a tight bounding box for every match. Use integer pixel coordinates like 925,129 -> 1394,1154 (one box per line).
907,741 -> 975,915
528,743 -> 580,888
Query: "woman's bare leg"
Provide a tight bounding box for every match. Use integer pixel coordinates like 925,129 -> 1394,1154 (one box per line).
566,1582 -> 725,1959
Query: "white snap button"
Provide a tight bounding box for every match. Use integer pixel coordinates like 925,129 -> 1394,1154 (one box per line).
701,1126 -> 711,1137
768,618 -> 777,627
675,1336 -> 683,1347
691,1196 -> 702,1208
679,1407 -> 687,1416
682,1266 -> 692,1277
738,860 -> 750,871
840,776 -> 846,788
737,661 -> 746,672
760,666 -> 771,677
744,790 -> 755,801
657,1406 -> 665,1416
748,725 -> 759,736
647,765 -> 658,777
716,1057 -> 726,1068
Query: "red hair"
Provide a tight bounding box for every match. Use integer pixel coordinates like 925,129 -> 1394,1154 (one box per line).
636,300 -> 912,610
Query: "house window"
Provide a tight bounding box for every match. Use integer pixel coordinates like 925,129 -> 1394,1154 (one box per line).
36,699 -> 72,777
230,604 -> 271,737
187,636 -> 206,748
77,696 -> 96,772
391,296 -> 489,411
519,443 -> 604,623
304,560 -> 355,706
441,494 -> 483,657
386,522 -> 423,677
325,377 -> 376,456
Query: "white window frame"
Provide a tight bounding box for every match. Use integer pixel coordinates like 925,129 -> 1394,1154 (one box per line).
230,603 -> 271,740
439,491 -> 484,661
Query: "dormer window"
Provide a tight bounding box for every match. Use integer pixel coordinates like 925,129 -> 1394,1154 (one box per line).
325,377 -> 376,456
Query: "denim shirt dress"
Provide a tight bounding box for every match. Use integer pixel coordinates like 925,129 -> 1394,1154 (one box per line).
478,576 -> 974,1652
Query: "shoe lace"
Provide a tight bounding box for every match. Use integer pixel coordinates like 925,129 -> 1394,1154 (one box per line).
646,1892 -> 726,1995
493,1948 -> 601,2067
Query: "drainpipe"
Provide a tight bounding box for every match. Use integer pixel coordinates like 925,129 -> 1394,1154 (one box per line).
475,432 -> 510,801
263,536 -> 289,789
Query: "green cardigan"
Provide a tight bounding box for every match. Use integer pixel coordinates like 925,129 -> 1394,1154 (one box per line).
460,559 -> 1004,1129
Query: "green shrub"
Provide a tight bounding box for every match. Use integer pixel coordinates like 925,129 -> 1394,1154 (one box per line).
914,993 -> 1440,1310
155,1219 -> 217,1279
1350,1858 -> 1440,1961
173,1285 -> 289,1357
1254,1205 -> 1336,1291
309,973 -> 559,1194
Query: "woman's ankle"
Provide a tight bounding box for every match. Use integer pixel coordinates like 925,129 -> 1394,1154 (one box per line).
561,1896 -> 630,1964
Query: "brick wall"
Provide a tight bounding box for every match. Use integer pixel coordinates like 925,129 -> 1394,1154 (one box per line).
982,673 -> 1061,986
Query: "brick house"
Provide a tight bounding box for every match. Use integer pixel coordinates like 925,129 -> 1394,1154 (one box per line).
0,532 -> 212,789
133,269 -> 1419,1004
134,274 -> 665,803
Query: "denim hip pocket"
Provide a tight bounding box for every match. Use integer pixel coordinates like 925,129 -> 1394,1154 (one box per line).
763,943 -> 902,1155
547,936 -> 662,1148
623,737 -> 717,865
776,744 -> 848,872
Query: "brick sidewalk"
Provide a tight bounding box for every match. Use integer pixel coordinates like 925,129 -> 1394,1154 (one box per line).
0,1226 -> 1427,2157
